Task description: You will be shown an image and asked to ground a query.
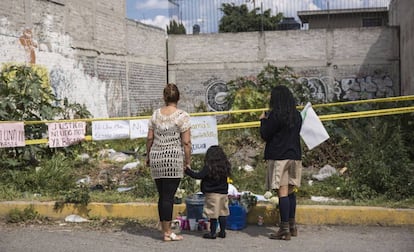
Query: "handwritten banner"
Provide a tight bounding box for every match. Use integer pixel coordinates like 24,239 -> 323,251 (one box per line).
130,119 -> 149,139
190,116 -> 218,154
48,122 -> 86,147
92,120 -> 130,140
128,116 -> 218,154
0,122 -> 25,148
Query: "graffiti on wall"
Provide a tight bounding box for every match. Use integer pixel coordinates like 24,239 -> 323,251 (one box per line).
19,28 -> 38,64
297,74 -> 394,102
202,73 -> 394,111
0,21 -> 110,118
188,77 -> 230,112
205,79 -> 229,111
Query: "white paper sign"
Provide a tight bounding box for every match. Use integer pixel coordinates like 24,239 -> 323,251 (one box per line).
300,102 -> 330,150
130,119 -> 149,139
0,122 -> 25,148
190,116 -> 218,154
92,120 -> 130,140
48,122 -> 86,147
125,116 -> 219,154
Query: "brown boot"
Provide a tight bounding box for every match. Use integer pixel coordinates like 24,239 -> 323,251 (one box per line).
269,222 -> 291,240
289,218 -> 298,237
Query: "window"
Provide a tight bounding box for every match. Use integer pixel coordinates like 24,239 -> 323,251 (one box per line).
362,18 -> 383,27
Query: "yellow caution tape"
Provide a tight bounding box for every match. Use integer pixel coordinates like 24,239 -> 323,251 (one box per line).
1,95 -> 413,145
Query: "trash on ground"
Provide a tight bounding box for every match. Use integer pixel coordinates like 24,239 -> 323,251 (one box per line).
76,176 -> 90,185
122,161 -> 140,170
117,186 -> 135,192
312,164 -> 337,181
64,214 -> 89,223
310,196 -> 349,203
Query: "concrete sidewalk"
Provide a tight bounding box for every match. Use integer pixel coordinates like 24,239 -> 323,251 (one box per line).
1,201 -> 413,226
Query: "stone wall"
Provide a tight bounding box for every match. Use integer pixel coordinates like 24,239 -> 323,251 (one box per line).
168,27 -> 400,112
0,0 -> 167,118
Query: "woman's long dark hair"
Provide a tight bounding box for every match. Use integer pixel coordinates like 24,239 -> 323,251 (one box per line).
205,145 -> 231,181
269,85 -> 298,128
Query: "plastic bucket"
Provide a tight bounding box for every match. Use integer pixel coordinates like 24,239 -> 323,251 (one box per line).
226,202 -> 247,230
185,194 -> 205,221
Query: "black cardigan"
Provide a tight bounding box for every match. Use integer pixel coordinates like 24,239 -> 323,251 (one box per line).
260,110 -> 302,160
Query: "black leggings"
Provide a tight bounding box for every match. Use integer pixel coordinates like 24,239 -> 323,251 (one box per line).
154,178 -> 180,221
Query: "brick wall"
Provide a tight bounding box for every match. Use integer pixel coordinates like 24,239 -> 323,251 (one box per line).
0,0 -> 167,118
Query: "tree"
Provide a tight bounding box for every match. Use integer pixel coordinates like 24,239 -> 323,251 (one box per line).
167,20 -> 186,35
219,3 -> 283,33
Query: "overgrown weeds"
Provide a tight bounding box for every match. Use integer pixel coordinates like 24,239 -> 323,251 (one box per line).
6,205 -> 44,223
0,63 -> 413,209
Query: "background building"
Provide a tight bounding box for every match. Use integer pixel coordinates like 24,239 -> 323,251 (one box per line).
168,0 -> 391,34
298,7 -> 389,29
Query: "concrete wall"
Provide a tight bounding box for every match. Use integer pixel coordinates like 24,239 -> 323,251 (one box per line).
0,0 -> 406,117
0,0 -> 167,118
168,27 -> 399,112
389,0 -> 414,95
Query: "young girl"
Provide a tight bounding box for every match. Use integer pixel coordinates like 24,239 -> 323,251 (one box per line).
259,85 -> 302,240
184,145 -> 231,239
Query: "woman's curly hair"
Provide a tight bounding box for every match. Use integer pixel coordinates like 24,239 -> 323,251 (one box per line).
204,145 -> 231,181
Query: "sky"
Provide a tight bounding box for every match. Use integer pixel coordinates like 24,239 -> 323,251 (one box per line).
126,0 -> 170,29
126,0 -> 391,32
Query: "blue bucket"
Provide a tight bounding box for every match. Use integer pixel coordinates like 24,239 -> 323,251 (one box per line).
226,202 -> 247,230
185,194 -> 205,221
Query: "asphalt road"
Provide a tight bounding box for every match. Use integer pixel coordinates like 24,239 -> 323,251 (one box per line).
1,223 -> 413,252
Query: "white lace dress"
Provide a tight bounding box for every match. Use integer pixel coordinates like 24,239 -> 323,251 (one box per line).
148,108 -> 191,179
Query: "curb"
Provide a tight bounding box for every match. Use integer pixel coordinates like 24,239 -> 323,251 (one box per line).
1,201 -> 413,226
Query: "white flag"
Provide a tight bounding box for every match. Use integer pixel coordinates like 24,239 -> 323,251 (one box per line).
300,102 -> 330,150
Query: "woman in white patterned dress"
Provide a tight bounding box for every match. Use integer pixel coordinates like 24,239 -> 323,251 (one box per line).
146,83 -> 192,241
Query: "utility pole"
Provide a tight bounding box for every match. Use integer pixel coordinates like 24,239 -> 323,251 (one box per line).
261,1 -> 264,32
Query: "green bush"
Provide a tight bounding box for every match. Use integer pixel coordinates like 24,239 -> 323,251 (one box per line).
7,205 -> 40,223
54,184 -> 90,210
0,64 -> 92,197
132,177 -> 157,198
343,116 -> 414,200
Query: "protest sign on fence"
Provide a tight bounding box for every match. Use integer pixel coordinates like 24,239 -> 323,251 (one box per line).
190,116 -> 218,154
92,120 -> 130,140
128,116 -> 218,154
129,119 -> 149,139
0,122 -> 25,148
48,122 -> 86,147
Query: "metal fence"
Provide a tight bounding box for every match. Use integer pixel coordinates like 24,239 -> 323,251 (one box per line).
168,0 -> 391,34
